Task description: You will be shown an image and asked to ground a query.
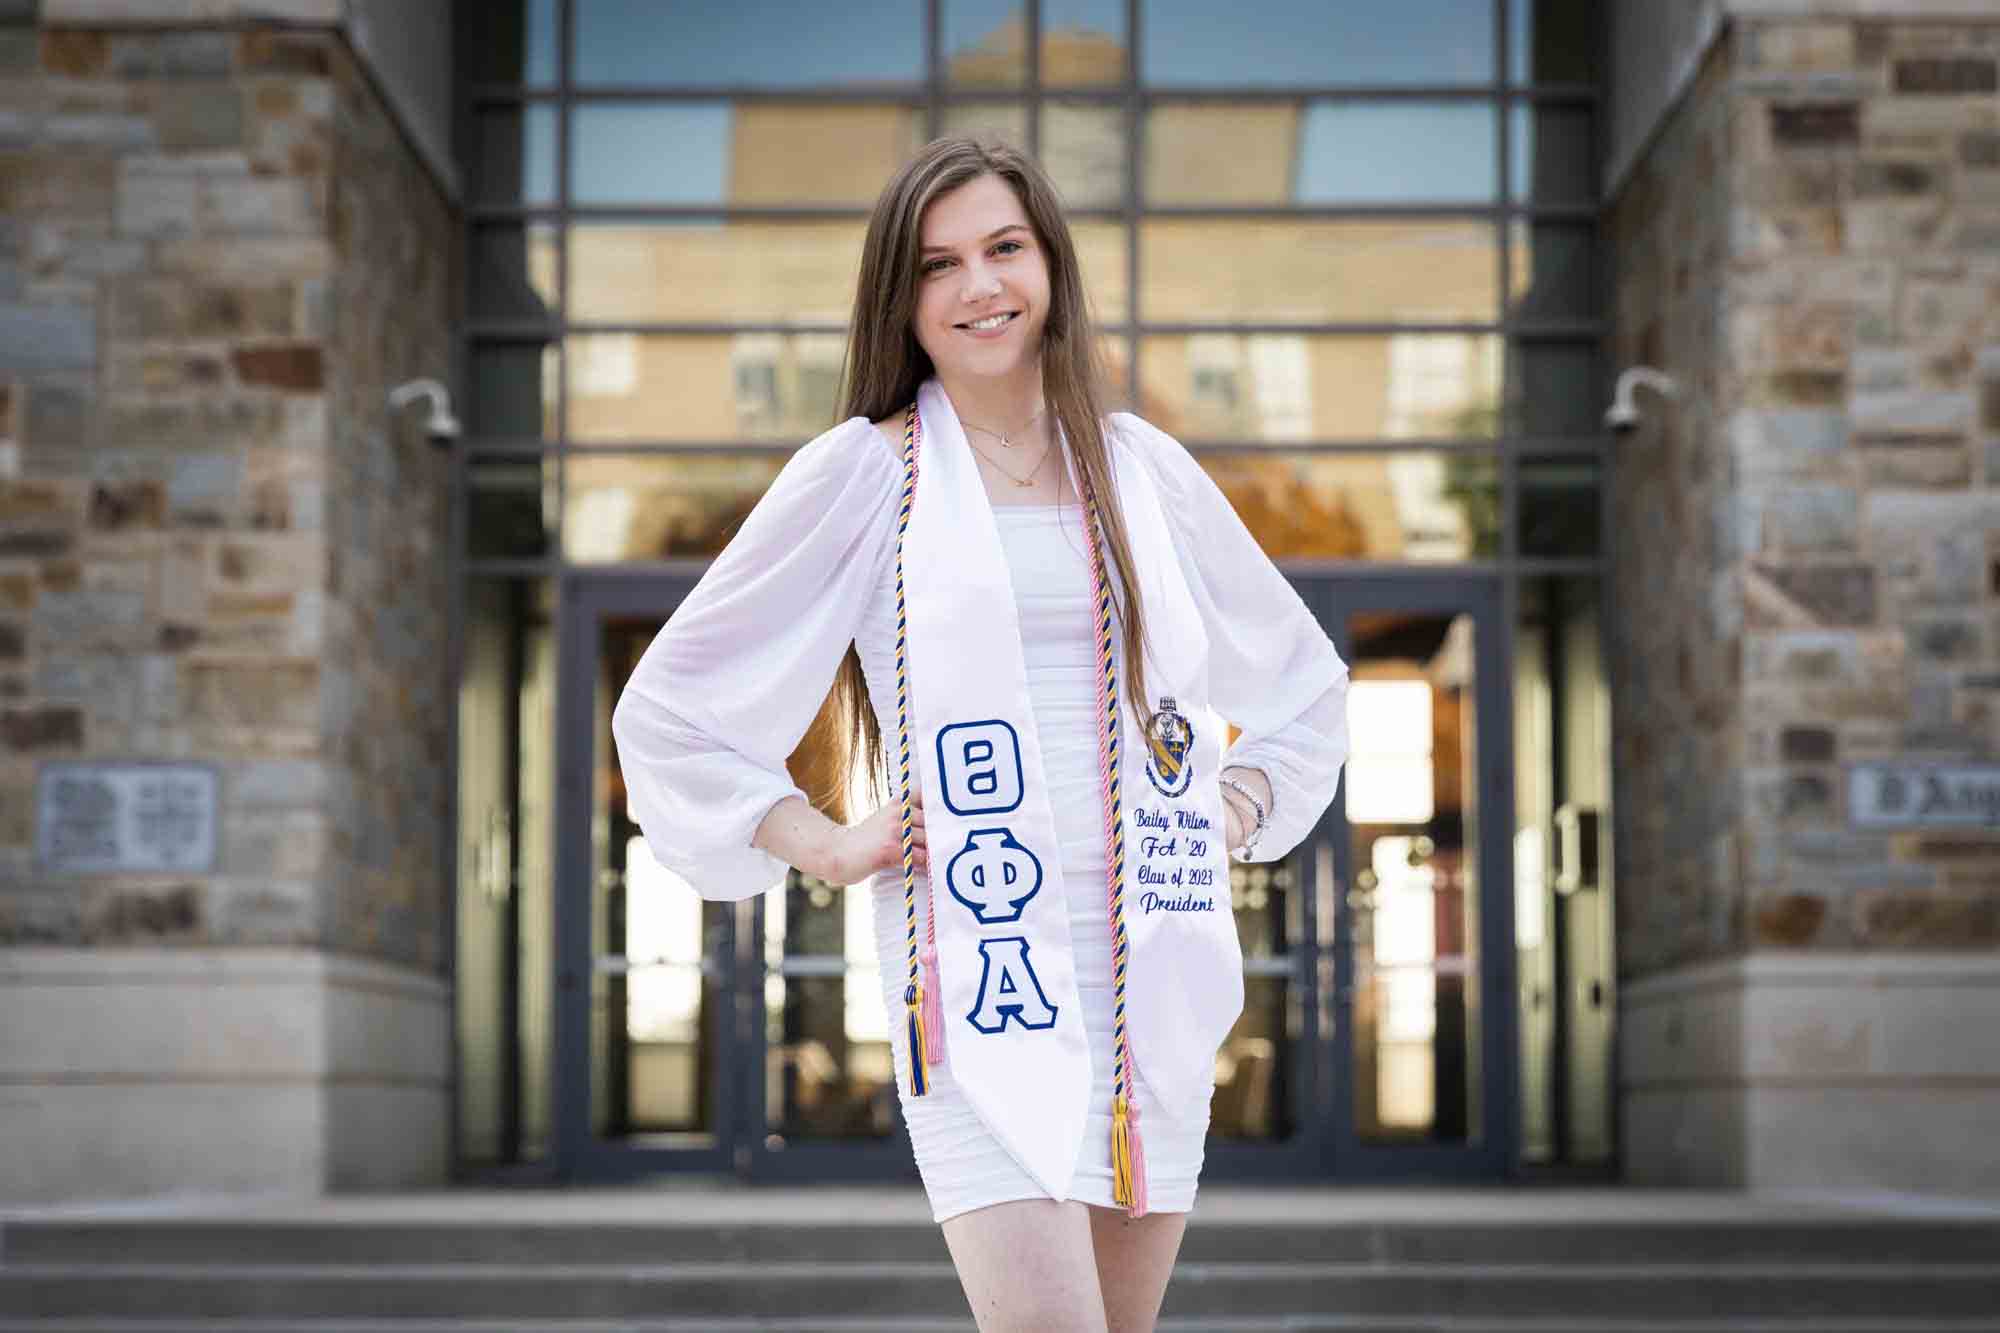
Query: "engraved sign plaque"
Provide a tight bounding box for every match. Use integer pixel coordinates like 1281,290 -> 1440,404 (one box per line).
1849,762 -> 2000,830
36,762 -> 219,874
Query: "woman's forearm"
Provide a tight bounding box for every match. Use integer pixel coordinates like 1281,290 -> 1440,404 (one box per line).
752,793 -> 845,883
1220,763 -> 1272,817
756,771 -> 1266,882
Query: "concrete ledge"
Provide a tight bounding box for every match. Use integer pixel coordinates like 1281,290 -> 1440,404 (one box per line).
40,0 -> 342,22
0,1082 -> 326,1200
1620,953 -> 2000,1196
0,948 -> 449,1204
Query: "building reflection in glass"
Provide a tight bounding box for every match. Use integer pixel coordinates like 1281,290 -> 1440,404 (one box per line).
1344,614 -> 1481,1145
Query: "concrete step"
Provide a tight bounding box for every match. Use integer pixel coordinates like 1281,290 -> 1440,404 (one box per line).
5,1261 -> 2000,1322
8,1217 -> 1999,1267
7,1320 -> 2000,1333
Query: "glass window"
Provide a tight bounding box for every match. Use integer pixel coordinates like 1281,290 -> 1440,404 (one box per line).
1142,0 -> 1495,87
1097,333 -> 1133,408
1141,219 -> 1498,326
573,0 -> 924,88
1510,102 -> 1594,207
1504,339 -> 1598,438
1211,976 -> 1295,1140
1146,102 -> 1498,207
1044,0 -> 1126,87
1139,333 -> 1502,443
565,332 -> 847,444
568,220 -> 865,325
1511,574 -> 1612,1162
569,101 -> 927,208
565,452 -> 787,561
471,104 -> 557,208
1507,219 -> 1596,323
467,456 -> 556,560
941,99 -> 1029,149
944,0 -> 1027,88
462,0 -> 558,86
594,606 -> 763,1142
1042,101 -> 1126,209
470,342 -> 559,441
1190,450 -> 1497,561
457,576 -> 557,1162
1298,103 -> 1499,205
763,880 -> 898,1140
1342,610 -> 1485,1146
1510,0 -> 1598,87
557,332 -> 1127,447
470,223 -> 560,322
1070,219 -> 1129,327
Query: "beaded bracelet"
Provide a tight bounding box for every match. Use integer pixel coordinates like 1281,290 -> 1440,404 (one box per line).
1218,772 -> 1269,861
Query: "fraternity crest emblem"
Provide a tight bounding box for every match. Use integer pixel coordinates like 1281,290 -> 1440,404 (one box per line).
1143,694 -> 1194,798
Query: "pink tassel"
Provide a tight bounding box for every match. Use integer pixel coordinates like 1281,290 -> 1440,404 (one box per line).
919,944 -> 946,1065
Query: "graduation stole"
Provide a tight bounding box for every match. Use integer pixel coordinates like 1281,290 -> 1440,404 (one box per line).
890,375 -> 1244,1218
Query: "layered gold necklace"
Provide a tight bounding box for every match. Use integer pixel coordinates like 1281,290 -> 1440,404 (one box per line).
960,404 -> 1049,488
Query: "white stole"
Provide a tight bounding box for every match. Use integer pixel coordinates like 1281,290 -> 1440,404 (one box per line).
900,375 -> 1245,1198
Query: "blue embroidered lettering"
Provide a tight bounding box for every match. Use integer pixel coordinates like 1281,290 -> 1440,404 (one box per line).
966,935 -> 1058,1033
1140,889 -> 1217,914
946,827 -> 1044,924
936,720 -> 1025,815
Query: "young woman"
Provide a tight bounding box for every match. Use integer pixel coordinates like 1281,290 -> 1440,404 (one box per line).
611,137 -> 1350,1332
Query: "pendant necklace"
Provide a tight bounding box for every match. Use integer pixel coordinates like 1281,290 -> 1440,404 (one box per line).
961,403 -> 1046,451
963,433 -> 1050,488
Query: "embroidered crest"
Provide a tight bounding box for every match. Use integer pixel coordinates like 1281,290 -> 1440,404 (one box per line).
1143,694 -> 1194,797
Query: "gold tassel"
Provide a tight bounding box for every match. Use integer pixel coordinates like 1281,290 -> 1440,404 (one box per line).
905,981 -> 930,1096
1111,1093 -> 1133,1206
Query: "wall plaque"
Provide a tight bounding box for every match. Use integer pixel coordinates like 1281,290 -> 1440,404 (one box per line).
36,761 -> 219,874
1849,762 -> 2000,830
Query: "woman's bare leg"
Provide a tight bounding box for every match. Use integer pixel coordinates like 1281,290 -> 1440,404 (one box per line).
1084,1203 -> 1188,1333
939,1197 -> 1109,1332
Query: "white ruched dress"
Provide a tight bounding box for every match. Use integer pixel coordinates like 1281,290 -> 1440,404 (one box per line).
610,410 -> 1351,1226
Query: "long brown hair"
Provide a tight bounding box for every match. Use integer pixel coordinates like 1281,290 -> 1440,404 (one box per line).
786,134 -> 1154,826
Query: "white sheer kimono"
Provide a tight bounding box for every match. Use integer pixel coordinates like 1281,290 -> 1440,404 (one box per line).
610,409 -> 1351,905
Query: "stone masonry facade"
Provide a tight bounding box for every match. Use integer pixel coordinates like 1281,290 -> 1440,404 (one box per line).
0,18 -> 454,968
1613,16 -> 2000,980
1607,34 -> 1738,980
1610,14 -> 2000,1193
0,5 -> 456,1199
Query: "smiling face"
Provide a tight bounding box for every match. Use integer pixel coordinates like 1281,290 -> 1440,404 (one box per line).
911,172 -> 1052,383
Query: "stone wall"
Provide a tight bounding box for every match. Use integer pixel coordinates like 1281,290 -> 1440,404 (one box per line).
322,24 -> 454,971
1730,17 -> 2000,955
0,8 -> 455,1201
1607,36 -> 1740,983
1609,13 -> 2000,1195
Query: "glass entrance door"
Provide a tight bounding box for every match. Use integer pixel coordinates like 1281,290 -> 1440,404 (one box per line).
553,570 -> 1515,1184
555,573 -> 914,1184
1312,574 -> 1515,1178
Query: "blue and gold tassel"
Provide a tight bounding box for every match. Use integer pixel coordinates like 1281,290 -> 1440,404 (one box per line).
893,400 -> 945,1095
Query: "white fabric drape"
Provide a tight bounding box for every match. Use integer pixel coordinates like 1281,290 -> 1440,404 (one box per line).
610,409 -> 1350,904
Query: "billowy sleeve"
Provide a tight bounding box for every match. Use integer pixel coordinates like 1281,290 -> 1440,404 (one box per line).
610,416 -> 902,901
1113,411 -> 1351,862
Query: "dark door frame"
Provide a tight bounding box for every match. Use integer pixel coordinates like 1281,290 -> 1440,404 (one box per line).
1311,572 -> 1518,1181
551,567 -> 1517,1185
554,569 -> 916,1184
